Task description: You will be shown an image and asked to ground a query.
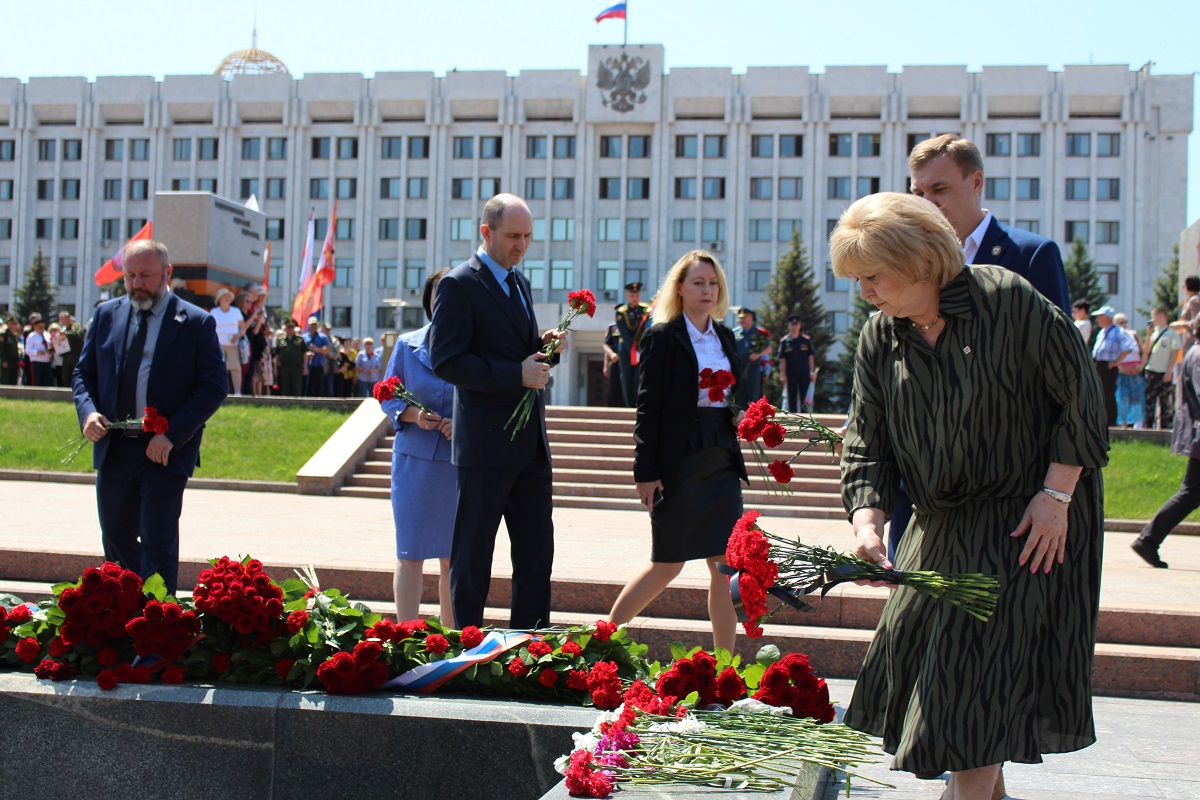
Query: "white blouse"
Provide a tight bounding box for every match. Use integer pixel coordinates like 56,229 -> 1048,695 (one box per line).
684,314 -> 732,407
210,306 -> 244,346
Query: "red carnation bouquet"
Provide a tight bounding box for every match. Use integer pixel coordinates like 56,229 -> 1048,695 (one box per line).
505,288 -> 596,439
697,368 -> 736,406
751,652 -> 835,723
372,376 -> 434,414
59,406 -> 170,464
737,397 -> 843,487
724,511 -> 1000,637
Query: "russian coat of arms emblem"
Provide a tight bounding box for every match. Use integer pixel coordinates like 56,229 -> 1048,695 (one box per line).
596,53 -> 651,113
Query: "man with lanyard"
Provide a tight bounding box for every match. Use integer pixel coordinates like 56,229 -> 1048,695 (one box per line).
778,314 -> 816,413
303,317 -> 330,397
1091,305 -> 1130,428
614,282 -> 650,407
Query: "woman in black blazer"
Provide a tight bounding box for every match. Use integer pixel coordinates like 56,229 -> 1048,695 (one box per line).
608,250 -> 748,652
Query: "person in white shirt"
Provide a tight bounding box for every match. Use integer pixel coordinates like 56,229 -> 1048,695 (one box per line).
1072,300 -> 1094,346
24,313 -> 53,387
209,287 -> 246,394
354,337 -> 383,396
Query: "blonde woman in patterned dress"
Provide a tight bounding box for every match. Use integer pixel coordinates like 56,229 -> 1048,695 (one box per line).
831,193 -> 1108,800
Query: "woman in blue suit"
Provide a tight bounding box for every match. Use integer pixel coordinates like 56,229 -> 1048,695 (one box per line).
381,268 -> 455,626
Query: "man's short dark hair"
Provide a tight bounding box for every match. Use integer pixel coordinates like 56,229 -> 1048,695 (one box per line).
1186,276 -> 1200,294
1072,299 -> 1090,313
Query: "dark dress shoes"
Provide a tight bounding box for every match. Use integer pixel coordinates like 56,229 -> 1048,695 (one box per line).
1131,540 -> 1169,569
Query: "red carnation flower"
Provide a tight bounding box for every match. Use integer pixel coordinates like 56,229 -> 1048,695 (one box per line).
566,669 -> 589,691
373,376 -> 401,403
698,367 -> 714,387
212,653 -> 232,674
15,636 -> 40,663
424,634 -> 450,654
538,667 -> 559,688
507,657 -> 529,678
707,386 -> 727,403
767,459 -> 795,484
275,658 -> 296,680
6,604 -> 32,626
587,660 -> 622,710
161,665 -> 185,684
460,626 -> 484,650
592,620 -> 618,642
354,640 -> 383,664
34,659 -> 75,681
761,423 -> 786,449
527,640 -> 552,658
97,670 -> 118,691
568,289 -> 597,318
560,640 -> 583,657
285,610 -> 309,634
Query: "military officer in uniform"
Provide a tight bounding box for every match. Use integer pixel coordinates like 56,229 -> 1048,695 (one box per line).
0,315 -> 21,385
274,320 -> 308,397
733,307 -> 772,408
778,314 -> 815,412
57,311 -> 86,385
614,282 -> 651,407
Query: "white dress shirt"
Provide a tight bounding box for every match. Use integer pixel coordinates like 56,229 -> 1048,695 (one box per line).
685,314 -> 731,407
961,211 -> 993,264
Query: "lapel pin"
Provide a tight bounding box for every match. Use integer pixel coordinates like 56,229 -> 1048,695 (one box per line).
174,312 -> 187,323
963,346 -> 972,355
991,245 -> 1002,256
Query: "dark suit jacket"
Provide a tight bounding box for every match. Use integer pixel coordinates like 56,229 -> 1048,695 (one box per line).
429,253 -> 549,469
974,217 -> 1069,312
633,316 -> 749,488
73,293 -> 228,478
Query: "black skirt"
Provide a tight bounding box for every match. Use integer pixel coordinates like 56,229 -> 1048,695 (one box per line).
650,407 -> 744,562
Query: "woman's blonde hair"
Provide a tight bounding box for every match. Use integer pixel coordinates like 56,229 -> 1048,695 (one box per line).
651,249 -> 730,326
830,193 -> 964,288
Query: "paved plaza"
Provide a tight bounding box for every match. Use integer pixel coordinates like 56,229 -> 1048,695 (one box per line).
1,479 -> 1198,798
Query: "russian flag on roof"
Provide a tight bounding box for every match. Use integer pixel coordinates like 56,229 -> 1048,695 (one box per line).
595,2 -> 626,22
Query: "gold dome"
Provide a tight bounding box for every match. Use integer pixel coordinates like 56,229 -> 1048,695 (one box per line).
216,47 -> 289,79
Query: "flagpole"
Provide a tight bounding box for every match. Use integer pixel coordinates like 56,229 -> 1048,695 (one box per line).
623,0 -> 628,47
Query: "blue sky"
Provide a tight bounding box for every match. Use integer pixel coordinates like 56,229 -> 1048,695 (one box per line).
3,0 -> 1197,220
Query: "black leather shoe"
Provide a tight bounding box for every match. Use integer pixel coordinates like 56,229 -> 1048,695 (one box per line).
1131,540 -> 1168,569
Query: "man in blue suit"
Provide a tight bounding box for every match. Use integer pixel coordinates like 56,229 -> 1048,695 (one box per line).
73,240 -> 227,594
910,134 -> 1069,311
429,193 -> 566,629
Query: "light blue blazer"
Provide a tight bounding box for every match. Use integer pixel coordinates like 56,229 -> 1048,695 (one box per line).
381,325 -> 454,462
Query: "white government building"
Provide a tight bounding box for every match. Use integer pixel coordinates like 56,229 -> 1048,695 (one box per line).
0,44 -> 1192,400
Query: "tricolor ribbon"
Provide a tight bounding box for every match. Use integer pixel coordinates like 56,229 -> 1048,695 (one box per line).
383,630 -> 534,693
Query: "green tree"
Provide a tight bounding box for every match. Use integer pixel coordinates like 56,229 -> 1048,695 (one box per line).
826,294 -> 876,414
1063,237 -> 1107,311
756,232 -> 832,409
1138,243 -> 1180,323
14,248 -> 55,323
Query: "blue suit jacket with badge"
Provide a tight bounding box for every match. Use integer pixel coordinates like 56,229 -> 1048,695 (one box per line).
974,217 -> 1070,312
429,252 -> 549,469
72,293 -> 228,477
380,324 -> 454,462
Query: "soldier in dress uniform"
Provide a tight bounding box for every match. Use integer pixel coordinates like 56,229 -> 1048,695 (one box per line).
733,307 -> 772,408
614,282 -> 651,407
274,320 -> 308,397
778,313 -> 816,412
0,314 -> 21,385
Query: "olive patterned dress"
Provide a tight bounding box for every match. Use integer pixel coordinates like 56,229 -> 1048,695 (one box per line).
841,265 -> 1109,779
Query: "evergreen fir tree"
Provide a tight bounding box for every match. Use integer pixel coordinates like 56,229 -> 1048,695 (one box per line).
1063,237 -> 1107,311
756,232 -> 832,410
827,294 -> 876,414
1138,243 -> 1180,323
14,248 -> 56,323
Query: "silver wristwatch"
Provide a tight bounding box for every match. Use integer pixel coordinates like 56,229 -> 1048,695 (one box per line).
1041,487 -> 1072,504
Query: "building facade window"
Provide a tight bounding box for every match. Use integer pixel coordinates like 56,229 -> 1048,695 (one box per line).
103,179 -> 121,200
628,178 -> 650,199
129,179 -> 149,200
600,136 -> 622,158
674,178 -> 696,199
450,178 -> 472,199
239,178 -> 258,199
858,133 -> 881,157
778,219 -> 802,242
779,134 -> 802,158
336,178 -> 357,199
625,218 -> 649,241
750,177 -> 772,199
675,135 -> 697,158
405,218 -> 427,240
58,258 -> 77,286
35,218 -> 53,239
856,176 -> 881,197
377,258 -> 397,289
1065,178 -> 1089,200
334,259 -> 354,288
551,218 -> 575,241
749,219 -> 772,241
751,135 -> 773,158
1066,133 -> 1090,156
673,218 -> 696,242
266,219 -> 285,240
701,218 -> 725,243
1016,178 -> 1040,200
702,177 -> 725,199
37,179 -> 54,200
748,261 -> 772,291
173,138 -> 192,160
478,178 -> 500,197
552,177 -> 575,200
268,137 -> 287,159
1097,264 -> 1118,293
597,259 -> 620,291
829,134 -> 852,156
101,219 -> 121,240
525,178 -> 546,199
1097,178 -> 1120,200
1065,220 -> 1089,242
266,178 -> 286,199
453,137 -> 475,159
1096,221 -> 1119,244
105,139 -> 124,161
337,137 -> 358,159
985,133 -> 1011,156
241,138 -> 260,160
704,135 -> 726,158
526,136 -> 547,158
404,259 -> 426,290
480,136 -> 502,159
597,218 -> 621,241
60,219 -> 79,240
1017,133 -> 1040,157
332,307 -> 352,327
779,177 -> 802,199
335,219 -> 355,240
628,135 -> 651,158
310,178 -> 329,199
311,137 -> 331,159
65,140 -> 83,160
61,179 -> 80,200
450,218 -> 474,241
554,136 -> 576,158
524,260 -> 545,290
1097,133 -> 1120,157
198,178 -> 217,193
407,177 -> 428,199
381,178 -> 401,199
198,138 -> 218,160
408,137 -> 429,159
550,259 -> 573,291
1015,219 -> 1040,235
985,178 -> 1010,200
37,139 -> 57,161
380,136 -> 402,159
0,140 -> 14,161
827,177 -> 851,199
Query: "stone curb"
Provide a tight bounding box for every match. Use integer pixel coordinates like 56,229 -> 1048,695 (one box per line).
0,469 -> 296,494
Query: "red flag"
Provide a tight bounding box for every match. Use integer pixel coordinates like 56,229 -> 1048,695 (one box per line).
94,221 -> 153,286
261,242 -> 272,293
291,201 -> 337,326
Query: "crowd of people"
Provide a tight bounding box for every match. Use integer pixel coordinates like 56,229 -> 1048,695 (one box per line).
0,310 -> 86,388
